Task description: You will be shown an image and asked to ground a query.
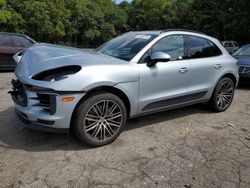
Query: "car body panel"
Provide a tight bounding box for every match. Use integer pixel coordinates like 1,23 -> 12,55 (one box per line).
10,30 -> 239,132
15,44 -> 138,91
138,59 -> 192,113
233,45 -> 250,78
188,55 -> 238,95
0,46 -> 25,69
0,32 -> 36,70
235,56 -> 250,78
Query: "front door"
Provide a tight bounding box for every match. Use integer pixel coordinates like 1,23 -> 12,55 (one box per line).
138,35 -> 193,113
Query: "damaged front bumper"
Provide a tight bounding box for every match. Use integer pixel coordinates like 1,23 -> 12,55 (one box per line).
9,79 -> 85,133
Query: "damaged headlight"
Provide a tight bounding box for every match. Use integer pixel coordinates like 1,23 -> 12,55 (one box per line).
32,65 -> 81,82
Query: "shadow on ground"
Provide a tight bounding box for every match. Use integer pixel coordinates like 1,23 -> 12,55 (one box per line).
237,78 -> 250,90
0,104 -> 211,152
0,70 -> 14,73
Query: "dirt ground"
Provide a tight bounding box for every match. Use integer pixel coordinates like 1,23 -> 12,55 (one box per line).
0,72 -> 250,188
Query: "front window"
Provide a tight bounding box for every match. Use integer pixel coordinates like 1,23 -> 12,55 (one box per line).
97,32 -> 158,61
233,45 -> 250,56
139,35 -> 185,63
151,35 -> 184,60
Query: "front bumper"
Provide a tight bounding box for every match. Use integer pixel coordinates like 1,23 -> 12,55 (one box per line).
239,73 -> 250,78
10,79 -> 85,132
16,110 -> 69,133
238,65 -> 250,78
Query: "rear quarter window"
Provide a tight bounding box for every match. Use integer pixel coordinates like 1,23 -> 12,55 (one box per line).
187,36 -> 222,59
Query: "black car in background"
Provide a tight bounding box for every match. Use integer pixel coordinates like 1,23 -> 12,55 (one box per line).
0,32 -> 36,70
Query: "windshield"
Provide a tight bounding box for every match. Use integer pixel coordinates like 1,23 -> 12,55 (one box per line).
233,45 -> 250,56
97,32 -> 158,61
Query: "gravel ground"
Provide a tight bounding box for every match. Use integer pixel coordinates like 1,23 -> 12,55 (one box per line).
0,72 -> 250,188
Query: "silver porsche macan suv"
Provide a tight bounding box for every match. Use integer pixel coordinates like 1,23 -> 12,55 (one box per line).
10,29 -> 239,147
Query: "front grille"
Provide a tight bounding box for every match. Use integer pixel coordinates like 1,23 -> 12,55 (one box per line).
239,65 -> 250,73
31,93 -> 56,115
9,79 -> 57,115
238,66 -> 245,73
9,79 -> 27,107
245,67 -> 250,73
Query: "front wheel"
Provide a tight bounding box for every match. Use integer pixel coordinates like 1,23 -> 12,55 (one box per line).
73,92 -> 127,147
209,77 -> 235,112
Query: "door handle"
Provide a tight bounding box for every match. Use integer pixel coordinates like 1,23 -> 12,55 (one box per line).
179,67 -> 189,73
214,64 -> 222,69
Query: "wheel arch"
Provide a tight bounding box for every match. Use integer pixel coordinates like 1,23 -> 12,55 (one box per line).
220,73 -> 237,86
69,85 -> 131,133
210,72 -> 237,97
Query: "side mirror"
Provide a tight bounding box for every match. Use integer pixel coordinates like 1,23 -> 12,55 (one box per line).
146,51 -> 171,67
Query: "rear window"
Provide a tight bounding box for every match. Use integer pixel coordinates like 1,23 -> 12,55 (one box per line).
187,36 -> 222,59
0,34 -> 13,47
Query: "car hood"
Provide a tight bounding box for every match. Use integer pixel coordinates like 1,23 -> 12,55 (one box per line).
15,43 -> 130,79
234,55 -> 250,66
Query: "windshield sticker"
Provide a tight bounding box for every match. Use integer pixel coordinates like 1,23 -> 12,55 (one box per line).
135,35 -> 152,40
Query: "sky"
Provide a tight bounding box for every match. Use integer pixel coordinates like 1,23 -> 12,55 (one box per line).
115,0 -> 133,4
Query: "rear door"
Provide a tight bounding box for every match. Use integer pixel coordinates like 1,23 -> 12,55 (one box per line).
186,35 -> 223,96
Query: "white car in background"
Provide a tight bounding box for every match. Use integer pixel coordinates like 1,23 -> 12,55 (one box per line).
222,41 -> 239,54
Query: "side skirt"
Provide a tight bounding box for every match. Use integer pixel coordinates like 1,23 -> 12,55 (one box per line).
130,99 -> 208,119
130,91 -> 208,119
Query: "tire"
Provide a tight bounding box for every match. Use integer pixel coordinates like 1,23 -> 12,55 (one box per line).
73,91 -> 127,147
209,77 -> 235,112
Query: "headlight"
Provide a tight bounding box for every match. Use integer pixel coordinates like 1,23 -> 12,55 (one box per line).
32,65 -> 81,82
43,71 -> 75,82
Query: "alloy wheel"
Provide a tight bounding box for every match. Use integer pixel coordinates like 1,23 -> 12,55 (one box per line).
83,100 -> 123,142
216,80 -> 234,109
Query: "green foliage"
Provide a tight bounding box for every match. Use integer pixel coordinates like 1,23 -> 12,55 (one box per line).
0,0 -> 249,47
0,0 -> 25,32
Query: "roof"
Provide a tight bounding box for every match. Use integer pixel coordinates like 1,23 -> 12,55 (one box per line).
130,30 -> 162,35
161,29 -> 207,36
131,29 -> 208,36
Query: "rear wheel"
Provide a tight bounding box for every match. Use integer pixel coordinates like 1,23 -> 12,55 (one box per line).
209,77 -> 235,112
73,92 -> 127,147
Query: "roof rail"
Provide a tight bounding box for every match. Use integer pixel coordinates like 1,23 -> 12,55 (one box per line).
161,29 -> 207,36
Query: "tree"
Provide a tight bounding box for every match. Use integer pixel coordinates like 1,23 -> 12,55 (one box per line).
0,0 -> 24,33
127,0 -> 175,30
1,0 -> 250,47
